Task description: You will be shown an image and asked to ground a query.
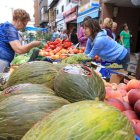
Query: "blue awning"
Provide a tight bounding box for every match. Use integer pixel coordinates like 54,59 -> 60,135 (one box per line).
25,27 -> 48,31
77,9 -> 99,23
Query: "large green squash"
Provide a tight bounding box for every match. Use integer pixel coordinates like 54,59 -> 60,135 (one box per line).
2,61 -> 58,90
0,83 -> 56,102
54,64 -> 105,102
0,94 -> 70,140
22,101 -> 135,140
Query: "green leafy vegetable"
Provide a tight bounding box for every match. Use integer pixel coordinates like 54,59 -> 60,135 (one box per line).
12,55 -> 30,65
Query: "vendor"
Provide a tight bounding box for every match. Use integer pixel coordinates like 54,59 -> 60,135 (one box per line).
83,19 -> 130,63
0,9 -> 41,73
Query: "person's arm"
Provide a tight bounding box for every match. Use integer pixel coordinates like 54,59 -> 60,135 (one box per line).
120,36 -> 124,47
78,27 -> 88,42
87,38 -> 104,59
84,39 -> 92,55
9,40 -> 41,54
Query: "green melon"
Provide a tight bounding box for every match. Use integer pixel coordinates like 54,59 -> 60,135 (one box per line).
0,83 -> 56,102
22,101 -> 135,140
54,64 -> 105,102
1,61 -> 58,90
0,94 -> 70,140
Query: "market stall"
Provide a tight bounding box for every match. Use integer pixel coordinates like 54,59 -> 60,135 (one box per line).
0,36 -> 140,139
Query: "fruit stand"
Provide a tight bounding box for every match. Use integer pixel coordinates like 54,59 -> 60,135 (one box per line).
0,38 -> 140,139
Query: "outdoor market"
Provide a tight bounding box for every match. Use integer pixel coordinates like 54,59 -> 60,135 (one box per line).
0,0 -> 140,140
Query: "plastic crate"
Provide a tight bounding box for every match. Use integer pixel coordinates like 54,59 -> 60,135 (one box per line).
99,68 -> 121,78
136,134 -> 140,140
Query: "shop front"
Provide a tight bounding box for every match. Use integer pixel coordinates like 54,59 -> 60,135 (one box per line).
63,6 -> 78,34
77,0 -> 99,29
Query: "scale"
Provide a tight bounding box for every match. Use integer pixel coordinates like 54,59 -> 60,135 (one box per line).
125,61 -> 138,74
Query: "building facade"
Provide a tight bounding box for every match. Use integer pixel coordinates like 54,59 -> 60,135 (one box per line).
34,0 -> 140,52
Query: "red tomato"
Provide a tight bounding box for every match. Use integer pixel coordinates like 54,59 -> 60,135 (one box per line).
44,45 -> 49,49
94,55 -> 99,59
81,47 -> 85,51
73,49 -> 79,54
79,50 -> 83,53
45,49 -> 52,52
47,41 -> 51,45
64,39 -> 70,42
50,45 -> 56,49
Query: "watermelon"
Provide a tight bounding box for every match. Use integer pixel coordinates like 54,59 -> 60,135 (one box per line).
1,61 -> 58,90
0,94 -> 70,140
54,64 -> 105,102
0,83 -> 56,102
22,101 -> 135,140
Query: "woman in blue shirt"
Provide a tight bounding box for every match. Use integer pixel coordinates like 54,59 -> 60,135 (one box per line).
0,9 -> 41,72
83,19 -> 130,63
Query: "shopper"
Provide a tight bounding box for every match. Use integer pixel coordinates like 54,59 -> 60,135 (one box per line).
60,29 -> 68,40
0,9 -> 41,72
52,29 -> 58,41
103,18 -> 113,39
78,16 -> 91,47
119,23 -> 132,53
83,19 -> 130,63
111,22 -> 117,40
69,27 -> 78,45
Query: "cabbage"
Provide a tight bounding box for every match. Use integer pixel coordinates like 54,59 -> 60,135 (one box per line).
12,55 -> 30,65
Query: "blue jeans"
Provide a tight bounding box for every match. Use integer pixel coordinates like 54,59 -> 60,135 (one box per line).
126,47 -> 130,53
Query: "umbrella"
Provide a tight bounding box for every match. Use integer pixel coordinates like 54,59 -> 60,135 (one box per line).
25,27 -> 48,31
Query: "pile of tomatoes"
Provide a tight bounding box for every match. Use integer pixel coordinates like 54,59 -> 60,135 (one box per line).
39,39 -> 86,59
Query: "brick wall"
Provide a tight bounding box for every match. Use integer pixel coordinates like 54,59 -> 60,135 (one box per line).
34,0 -> 39,26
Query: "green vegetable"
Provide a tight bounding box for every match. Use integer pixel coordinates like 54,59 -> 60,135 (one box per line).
61,53 -> 91,64
28,48 -> 40,62
12,55 -> 29,65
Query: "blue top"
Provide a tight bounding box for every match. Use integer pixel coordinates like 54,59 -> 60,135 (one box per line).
52,32 -> 57,41
84,29 -> 127,62
0,21 -> 19,63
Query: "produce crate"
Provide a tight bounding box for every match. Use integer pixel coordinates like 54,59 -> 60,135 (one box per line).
99,68 -> 121,79
96,60 -> 125,70
136,134 -> 140,140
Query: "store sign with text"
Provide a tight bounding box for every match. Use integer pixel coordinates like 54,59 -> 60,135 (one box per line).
72,0 -> 79,3
63,6 -> 77,17
78,0 -> 99,15
64,12 -> 77,23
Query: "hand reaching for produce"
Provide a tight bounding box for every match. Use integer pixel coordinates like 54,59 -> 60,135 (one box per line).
31,41 -> 42,47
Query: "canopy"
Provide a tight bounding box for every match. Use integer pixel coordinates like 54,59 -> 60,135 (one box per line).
25,27 -> 48,31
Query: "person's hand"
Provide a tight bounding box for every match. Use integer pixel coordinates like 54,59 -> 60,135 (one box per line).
31,41 -> 42,47
122,44 -> 125,47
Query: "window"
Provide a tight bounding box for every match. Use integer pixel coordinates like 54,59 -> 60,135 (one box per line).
62,5 -> 64,12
